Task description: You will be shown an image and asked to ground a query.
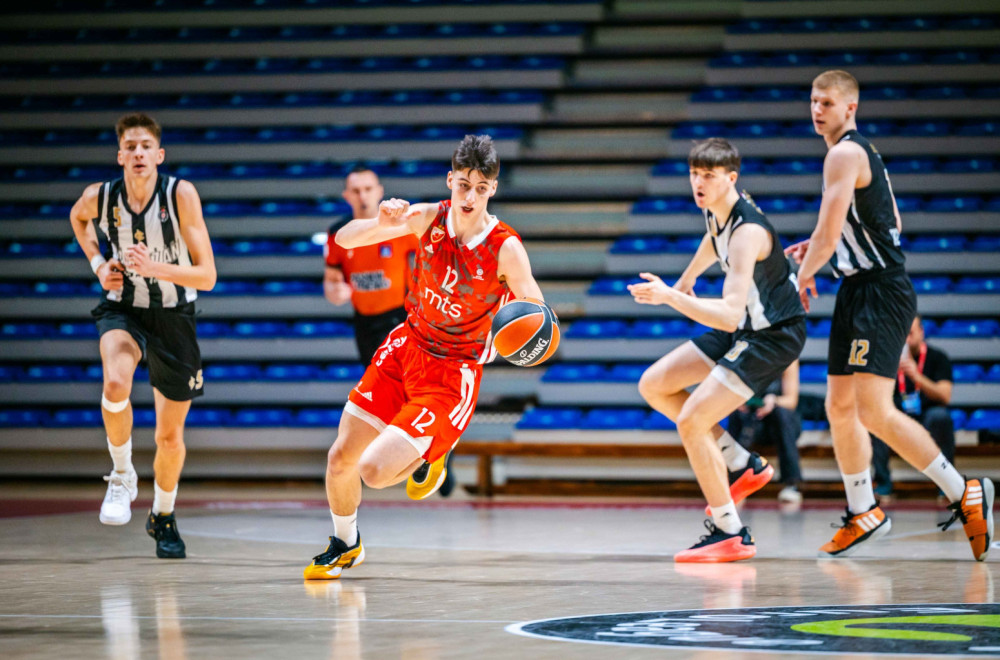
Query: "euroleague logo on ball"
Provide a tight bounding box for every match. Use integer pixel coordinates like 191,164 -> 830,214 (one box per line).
491,298 -> 560,367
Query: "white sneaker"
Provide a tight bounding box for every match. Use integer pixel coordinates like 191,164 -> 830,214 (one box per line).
778,485 -> 803,504
100,468 -> 138,525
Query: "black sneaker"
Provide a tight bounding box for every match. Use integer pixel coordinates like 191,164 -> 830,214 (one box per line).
146,510 -> 186,559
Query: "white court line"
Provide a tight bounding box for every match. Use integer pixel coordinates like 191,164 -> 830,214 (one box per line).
0,614 -> 514,624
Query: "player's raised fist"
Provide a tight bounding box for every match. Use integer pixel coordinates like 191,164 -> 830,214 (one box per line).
378,198 -> 410,225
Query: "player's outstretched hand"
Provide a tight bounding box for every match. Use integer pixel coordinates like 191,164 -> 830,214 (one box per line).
378,198 -> 411,227
97,258 -> 125,290
798,274 -> 818,313
784,239 -> 810,265
628,272 -> 671,305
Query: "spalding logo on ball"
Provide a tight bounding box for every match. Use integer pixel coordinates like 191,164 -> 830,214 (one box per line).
491,297 -> 560,367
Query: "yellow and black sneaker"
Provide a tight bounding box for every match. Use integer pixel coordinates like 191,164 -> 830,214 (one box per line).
145,510 -> 186,559
406,450 -> 452,500
304,534 -> 365,580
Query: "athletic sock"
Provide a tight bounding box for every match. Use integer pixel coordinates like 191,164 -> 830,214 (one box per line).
843,469 -> 876,515
710,501 -> 743,535
108,437 -> 133,473
332,510 -> 358,546
921,453 -> 966,503
717,431 -> 752,472
152,481 -> 177,515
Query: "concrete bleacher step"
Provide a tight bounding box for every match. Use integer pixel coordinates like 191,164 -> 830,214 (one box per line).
548,92 -> 689,123
610,0 -> 741,21
0,69 -> 565,96
526,128 -> 672,160
740,0 -> 1000,19
1,3 -> 606,29
687,98 -> 997,122
591,25 -> 725,54
0,34 -> 585,62
706,63 -> 1000,87
647,172 -> 1000,196
662,136 -> 1000,159
570,57 -> 708,88
0,103 -> 546,131
725,29 -> 1000,53
628,211 -> 1000,236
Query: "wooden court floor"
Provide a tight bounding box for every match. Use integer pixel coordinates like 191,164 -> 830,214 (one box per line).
1,481 -> 998,659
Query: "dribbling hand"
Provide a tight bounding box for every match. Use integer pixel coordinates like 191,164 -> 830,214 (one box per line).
378,198 -> 411,227
784,239 -> 810,265
798,275 -> 818,313
97,258 -> 125,290
628,272 -> 672,305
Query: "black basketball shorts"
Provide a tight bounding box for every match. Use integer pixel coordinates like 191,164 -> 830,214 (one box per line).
828,266 -> 917,379
92,300 -> 204,401
691,317 -> 806,400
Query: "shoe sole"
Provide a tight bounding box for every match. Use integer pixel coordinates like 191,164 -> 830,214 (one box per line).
704,463 -> 775,516
303,547 -> 366,580
675,541 -> 757,563
407,466 -> 448,500
976,477 -> 994,562
818,517 -> 892,559
100,511 -> 131,526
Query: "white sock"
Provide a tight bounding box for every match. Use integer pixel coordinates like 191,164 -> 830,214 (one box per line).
710,501 -> 743,535
153,481 -> 177,515
332,510 -> 358,546
921,453 -> 966,503
843,469 -> 876,515
108,438 -> 133,473
717,431 -> 751,472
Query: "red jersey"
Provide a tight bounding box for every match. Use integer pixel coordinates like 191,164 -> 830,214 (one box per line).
405,200 -> 518,362
325,222 -> 418,316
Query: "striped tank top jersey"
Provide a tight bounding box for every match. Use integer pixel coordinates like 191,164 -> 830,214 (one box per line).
95,174 -> 196,308
829,130 -> 907,278
705,193 -> 804,330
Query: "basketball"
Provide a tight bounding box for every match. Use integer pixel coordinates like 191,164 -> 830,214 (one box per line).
491,297 -> 560,367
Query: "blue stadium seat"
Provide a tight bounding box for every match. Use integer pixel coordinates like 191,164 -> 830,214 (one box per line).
588,277 -> 642,295
230,239 -> 286,255
33,281 -> 91,296
210,280 -> 259,295
517,407 -> 583,430
581,407 -> 646,430
768,159 -> 822,175
914,86 -> 968,100
808,319 -> 833,337
931,51 -> 983,65
910,276 -> 952,294
730,121 -> 782,138
49,408 -> 102,427
986,365 -> 1000,383
203,363 -> 262,381
897,121 -> 952,137
874,51 -> 925,66
799,363 -> 828,382
296,408 -> 342,427
25,365 -> 83,381
197,322 -> 232,338
644,411 -> 677,431
950,409 -> 968,430
755,196 -> 805,213
628,320 -> 693,338
906,235 -> 967,252
231,321 -> 289,337
321,364 -> 365,381
261,280 -> 321,295
673,122 -> 726,139
711,53 -> 763,68
935,319 -> 1000,337
233,408 -> 293,427
957,121 -> 998,136
692,87 -> 743,103
967,409 -> 1000,431
290,321 -> 352,337
802,420 -> 831,431
746,86 -> 802,102
942,158 -> 996,173
186,408 -> 233,426
263,364 -> 320,381
767,52 -> 818,67
631,198 -> 699,214
607,364 -> 649,382
565,319 -> 628,339
3,322 -> 55,338
0,409 -> 48,426
542,363 -> 606,382
952,364 -> 985,382
0,366 -> 22,381
57,323 -> 98,338
924,196 -> 982,213
818,52 -> 870,67
955,276 -> 1000,293
610,236 -> 670,254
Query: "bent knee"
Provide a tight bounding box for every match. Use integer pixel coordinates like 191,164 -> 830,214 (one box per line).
103,375 -> 133,402
357,459 -> 390,489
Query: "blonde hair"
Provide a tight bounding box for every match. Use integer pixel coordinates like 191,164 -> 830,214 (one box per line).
812,70 -> 859,101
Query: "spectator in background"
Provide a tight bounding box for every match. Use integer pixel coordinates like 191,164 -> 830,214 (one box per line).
728,360 -> 804,505
324,166 -> 419,366
872,315 -> 955,498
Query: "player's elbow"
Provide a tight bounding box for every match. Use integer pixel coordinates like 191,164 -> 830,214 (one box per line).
198,267 -> 217,291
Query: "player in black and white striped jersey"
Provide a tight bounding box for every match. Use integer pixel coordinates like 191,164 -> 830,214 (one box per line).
789,70 -> 992,560
69,112 -> 216,559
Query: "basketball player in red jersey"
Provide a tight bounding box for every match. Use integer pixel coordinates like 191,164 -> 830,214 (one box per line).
304,135 -> 546,579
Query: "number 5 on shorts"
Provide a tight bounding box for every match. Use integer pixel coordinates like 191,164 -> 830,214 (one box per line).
849,339 -> 870,366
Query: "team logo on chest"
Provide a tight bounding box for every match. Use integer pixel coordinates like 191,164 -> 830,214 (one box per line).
160,206 -> 168,223
134,229 -> 144,242
430,226 -> 446,243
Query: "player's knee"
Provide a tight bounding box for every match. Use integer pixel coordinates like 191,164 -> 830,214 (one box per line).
675,408 -> 708,439
637,368 -> 668,403
154,427 -> 184,452
327,439 -> 358,474
357,458 -> 389,489
103,374 -> 132,402
824,395 -> 853,424
856,400 -> 889,435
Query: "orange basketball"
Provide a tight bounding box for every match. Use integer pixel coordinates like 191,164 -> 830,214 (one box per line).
491,297 -> 560,367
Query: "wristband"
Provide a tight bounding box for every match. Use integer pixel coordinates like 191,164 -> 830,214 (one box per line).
90,254 -> 107,274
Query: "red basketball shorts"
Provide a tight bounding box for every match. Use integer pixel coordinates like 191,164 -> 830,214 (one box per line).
344,325 -> 482,463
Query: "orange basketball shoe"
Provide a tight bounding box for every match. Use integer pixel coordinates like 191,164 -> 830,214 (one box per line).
939,477 -> 994,562
818,504 -> 891,558
304,534 -> 365,580
675,520 -> 757,563
704,452 -> 775,516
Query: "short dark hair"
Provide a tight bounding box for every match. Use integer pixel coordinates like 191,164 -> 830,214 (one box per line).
115,112 -> 162,143
345,163 -> 378,182
688,137 -> 741,173
451,134 -> 499,180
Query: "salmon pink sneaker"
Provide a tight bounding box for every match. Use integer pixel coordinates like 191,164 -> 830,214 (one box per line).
704,452 -> 774,516
675,520 -> 757,563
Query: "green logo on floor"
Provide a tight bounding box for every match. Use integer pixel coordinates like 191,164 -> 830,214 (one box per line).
508,604 -> 1000,655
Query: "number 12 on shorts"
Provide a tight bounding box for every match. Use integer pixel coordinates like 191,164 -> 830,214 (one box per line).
848,339 -> 870,366
413,408 -> 436,434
